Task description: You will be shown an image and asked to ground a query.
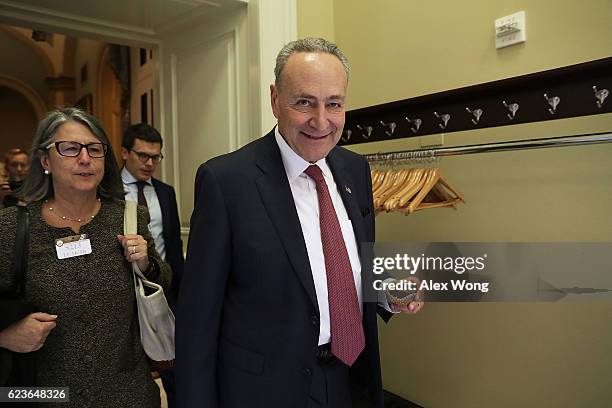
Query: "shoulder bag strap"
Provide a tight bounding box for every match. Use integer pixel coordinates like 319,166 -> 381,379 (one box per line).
123,200 -> 138,235
11,206 -> 30,296
123,201 -> 148,280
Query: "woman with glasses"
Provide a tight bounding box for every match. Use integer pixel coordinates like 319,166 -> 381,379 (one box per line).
0,107 -> 171,407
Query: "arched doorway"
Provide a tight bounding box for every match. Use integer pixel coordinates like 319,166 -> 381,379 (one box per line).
0,85 -> 40,154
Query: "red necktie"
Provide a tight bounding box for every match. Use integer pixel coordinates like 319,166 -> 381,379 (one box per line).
304,165 -> 365,367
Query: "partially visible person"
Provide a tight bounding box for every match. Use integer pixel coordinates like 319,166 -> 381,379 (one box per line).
176,38 -> 423,408
5,148 -> 29,181
3,148 -> 30,207
0,163 -> 10,209
121,123 -> 184,407
0,107 -> 171,407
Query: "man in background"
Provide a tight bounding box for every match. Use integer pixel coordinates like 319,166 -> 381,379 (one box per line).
121,123 -> 184,408
3,148 -> 29,207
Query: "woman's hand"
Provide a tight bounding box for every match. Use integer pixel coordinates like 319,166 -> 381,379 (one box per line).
117,234 -> 150,272
0,312 -> 57,353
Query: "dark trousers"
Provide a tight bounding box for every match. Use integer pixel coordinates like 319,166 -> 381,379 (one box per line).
307,359 -> 352,408
159,368 -> 176,408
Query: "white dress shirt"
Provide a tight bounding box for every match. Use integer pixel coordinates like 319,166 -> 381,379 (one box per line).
274,129 -> 392,346
121,167 -> 167,260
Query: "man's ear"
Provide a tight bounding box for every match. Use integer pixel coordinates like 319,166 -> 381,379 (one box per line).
120,147 -> 130,162
270,84 -> 279,119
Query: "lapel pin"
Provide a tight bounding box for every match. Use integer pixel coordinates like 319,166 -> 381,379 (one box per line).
345,186 -> 352,194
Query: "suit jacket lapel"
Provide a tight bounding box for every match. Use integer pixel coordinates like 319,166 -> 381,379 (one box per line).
327,149 -> 366,248
152,179 -> 169,233
254,133 -> 319,312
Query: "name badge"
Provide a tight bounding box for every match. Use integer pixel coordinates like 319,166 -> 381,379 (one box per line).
55,234 -> 92,259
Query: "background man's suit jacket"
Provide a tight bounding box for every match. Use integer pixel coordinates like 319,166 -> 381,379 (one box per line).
177,130 -> 390,408
151,178 -> 184,308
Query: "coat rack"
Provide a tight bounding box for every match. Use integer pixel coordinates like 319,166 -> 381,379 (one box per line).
340,57 -> 612,146
363,132 -> 612,162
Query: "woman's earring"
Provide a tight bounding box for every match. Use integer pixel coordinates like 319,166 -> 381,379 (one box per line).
44,169 -> 50,175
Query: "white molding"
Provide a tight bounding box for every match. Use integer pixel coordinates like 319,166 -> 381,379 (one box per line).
167,30 -> 239,217
155,0 -> 244,35
170,0 -> 221,7
155,46 -> 167,182
226,30 -> 239,151
156,5 -> 217,34
169,51 -> 181,211
247,0 -> 297,138
0,0 -> 160,46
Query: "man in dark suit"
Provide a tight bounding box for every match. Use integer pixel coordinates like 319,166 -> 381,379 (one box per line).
121,123 -> 184,406
176,38 -> 423,408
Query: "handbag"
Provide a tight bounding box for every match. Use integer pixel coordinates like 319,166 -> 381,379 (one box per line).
0,205 -> 36,387
123,201 -> 175,370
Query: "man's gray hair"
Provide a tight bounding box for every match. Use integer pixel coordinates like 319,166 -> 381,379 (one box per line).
274,37 -> 350,89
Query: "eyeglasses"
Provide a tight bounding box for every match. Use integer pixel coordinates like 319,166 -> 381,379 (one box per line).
46,141 -> 109,158
130,149 -> 164,164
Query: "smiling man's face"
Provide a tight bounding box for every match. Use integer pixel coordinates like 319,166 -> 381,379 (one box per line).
270,52 -> 347,163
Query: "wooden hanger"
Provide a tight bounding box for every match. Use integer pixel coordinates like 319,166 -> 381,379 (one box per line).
406,170 -> 465,213
372,169 -> 395,197
384,167 -> 423,211
404,168 -> 441,214
371,169 -> 385,194
397,167 -> 428,208
370,169 -> 385,193
374,168 -> 410,209
370,163 -> 465,216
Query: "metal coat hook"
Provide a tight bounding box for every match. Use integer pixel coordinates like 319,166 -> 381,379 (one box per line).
593,86 -> 609,108
465,107 -> 483,125
502,100 -> 519,120
543,93 -> 561,115
434,112 -> 451,130
379,121 -> 397,136
404,117 -> 422,133
341,129 -> 352,142
356,125 -> 373,139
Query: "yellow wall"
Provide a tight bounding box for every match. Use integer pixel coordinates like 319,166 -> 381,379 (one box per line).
297,0 -> 335,42
298,1 -> 612,407
332,0 -> 612,109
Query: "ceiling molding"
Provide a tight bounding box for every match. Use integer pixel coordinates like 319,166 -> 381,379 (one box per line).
0,0 -> 160,46
170,0 -> 221,7
155,0 -> 243,34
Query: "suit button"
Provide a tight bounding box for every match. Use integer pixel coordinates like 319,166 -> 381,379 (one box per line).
311,314 -> 319,326
302,368 -> 312,376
